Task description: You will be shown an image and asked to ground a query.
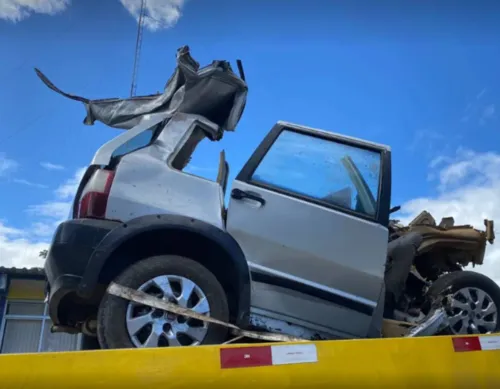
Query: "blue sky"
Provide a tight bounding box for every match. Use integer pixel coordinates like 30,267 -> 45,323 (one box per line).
1,0 -> 500,282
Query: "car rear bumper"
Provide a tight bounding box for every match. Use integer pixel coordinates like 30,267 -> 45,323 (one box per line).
45,218 -> 121,325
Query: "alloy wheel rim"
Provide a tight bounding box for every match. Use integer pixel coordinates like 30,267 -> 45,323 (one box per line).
447,287 -> 497,335
125,275 -> 210,348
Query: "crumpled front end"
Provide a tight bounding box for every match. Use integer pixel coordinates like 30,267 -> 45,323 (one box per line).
398,211 -> 495,268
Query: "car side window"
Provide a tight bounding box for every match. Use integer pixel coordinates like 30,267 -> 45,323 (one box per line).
250,130 -> 382,217
111,126 -> 157,158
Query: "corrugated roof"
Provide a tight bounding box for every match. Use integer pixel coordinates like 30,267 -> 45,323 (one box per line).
0,267 -> 45,277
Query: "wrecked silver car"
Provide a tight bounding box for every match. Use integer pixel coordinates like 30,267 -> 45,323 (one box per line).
38,46 -> 499,350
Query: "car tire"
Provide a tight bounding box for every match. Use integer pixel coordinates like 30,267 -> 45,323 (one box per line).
97,255 -> 230,349
425,271 -> 500,334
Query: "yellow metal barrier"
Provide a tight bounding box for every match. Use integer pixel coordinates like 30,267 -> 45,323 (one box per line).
1,335 -> 499,388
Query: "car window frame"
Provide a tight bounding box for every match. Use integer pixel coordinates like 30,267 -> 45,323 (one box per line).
110,122 -> 164,161
235,123 -> 392,227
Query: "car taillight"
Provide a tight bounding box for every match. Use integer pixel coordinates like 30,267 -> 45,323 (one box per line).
78,170 -> 115,219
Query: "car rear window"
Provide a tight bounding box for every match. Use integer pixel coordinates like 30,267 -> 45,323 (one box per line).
111,126 -> 157,158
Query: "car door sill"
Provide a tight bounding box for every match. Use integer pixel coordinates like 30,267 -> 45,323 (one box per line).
249,263 -> 376,316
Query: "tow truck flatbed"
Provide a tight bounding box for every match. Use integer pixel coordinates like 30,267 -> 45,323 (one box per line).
1,334 -> 499,388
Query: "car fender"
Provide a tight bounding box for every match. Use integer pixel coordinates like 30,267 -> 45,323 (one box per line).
77,214 -> 251,325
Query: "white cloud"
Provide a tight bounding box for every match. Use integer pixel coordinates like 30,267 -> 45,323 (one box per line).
119,0 -> 186,31
0,222 -> 24,238
462,91 -> 496,125
0,0 -> 70,23
13,178 -> 48,189
31,221 -> 58,237
400,149 -> 500,284
0,225 -> 48,268
54,167 -> 85,199
407,129 -> 447,157
28,167 -> 85,221
480,104 -> 496,125
1,0 -> 187,29
0,167 -> 85,269
0,153 -> 18,177
27,201 -> 72,220
40,162 -> 65,171
0,219 -> 47,268
483,104 -> 495,118
428,155 -> 450,169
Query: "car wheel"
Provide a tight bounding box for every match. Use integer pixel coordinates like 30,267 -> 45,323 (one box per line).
97,255 -> 229,349
426,271 -> 500,335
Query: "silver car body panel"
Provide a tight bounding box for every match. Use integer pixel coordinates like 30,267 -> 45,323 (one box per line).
229,184 -> 387,302
105,113 -> 226,230
227,181 -> 388,337
226,122 -> 390,338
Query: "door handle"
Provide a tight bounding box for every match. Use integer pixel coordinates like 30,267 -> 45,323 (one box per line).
231,188 -> 266,206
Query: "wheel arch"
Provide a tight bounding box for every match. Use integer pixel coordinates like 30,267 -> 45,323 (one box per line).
425,270 -> 500,334
78,214 -> 251,327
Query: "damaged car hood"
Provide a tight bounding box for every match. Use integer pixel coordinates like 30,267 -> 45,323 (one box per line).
394,211 -> 495,266
35,45 -> 248,132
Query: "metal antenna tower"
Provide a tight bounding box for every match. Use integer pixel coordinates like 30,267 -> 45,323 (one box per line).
130,0 -> 146,97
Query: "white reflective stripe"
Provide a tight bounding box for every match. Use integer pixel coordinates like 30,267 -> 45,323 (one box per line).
479,336 -> 500,351
248,262 -> 377,308
271,344 -> 318,365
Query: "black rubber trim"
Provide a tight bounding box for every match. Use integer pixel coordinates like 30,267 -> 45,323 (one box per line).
231,188 -> 266,206
78,214 -> 252,327
236,122 -> 392,227
250,270 -> 375,317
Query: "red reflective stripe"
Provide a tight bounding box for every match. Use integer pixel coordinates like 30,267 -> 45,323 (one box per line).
220,346 -> 272,369
452,336 -> 481,352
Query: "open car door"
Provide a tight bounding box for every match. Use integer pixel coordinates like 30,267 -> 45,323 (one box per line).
226,122 -> 392,338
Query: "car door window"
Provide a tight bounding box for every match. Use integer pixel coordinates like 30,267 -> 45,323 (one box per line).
250,130 -> 382,217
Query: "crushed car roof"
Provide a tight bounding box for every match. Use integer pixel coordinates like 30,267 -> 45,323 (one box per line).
35,45 -> 248,132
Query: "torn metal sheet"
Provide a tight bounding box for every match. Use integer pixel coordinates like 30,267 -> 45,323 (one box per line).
248,314 -> 330,341
405,308 -> 449,337
404,294 -> 452,337
35,45 -> 248,131
107,282 -> 306,343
